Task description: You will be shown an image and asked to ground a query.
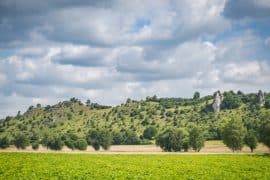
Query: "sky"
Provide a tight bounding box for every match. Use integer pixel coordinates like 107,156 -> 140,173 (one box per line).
0,0 -> 270,118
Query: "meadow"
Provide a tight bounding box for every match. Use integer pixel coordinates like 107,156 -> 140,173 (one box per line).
0,153 -> 269,179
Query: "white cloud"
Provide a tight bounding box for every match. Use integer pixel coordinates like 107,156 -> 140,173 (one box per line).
0,0 -> 270,118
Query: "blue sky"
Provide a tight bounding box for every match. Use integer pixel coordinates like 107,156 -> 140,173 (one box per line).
0,0 -> 270,118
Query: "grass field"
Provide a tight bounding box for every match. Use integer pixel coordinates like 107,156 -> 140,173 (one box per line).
0,153 -> 269,179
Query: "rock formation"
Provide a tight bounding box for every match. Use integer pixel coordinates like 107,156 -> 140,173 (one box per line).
258,90 -> 265,107
212,91 -> 223,112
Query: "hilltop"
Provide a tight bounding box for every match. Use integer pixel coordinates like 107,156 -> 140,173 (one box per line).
0,91 -> 270,149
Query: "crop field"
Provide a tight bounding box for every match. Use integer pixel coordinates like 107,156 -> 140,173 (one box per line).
0,153 -> 269,179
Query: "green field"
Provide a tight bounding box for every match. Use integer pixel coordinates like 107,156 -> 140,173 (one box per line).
0,153 -> 269,179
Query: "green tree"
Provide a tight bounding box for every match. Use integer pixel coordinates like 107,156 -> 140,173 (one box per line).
99,130 -> 112,150
14,133 -> 30,149
143,126 -> 157,140
259,121 -> 270,148
87,129 -> 112,150
47,136 -> 64,150
123,130 -> 141,145
0,136 -> 10,149
222,118 -> 246,152
193,92 -> 200,100
189,125 -> 205,152
112,131 -> 124,145
75,139 -> 88,150
221,91 -> 242,109
244,130 -> 258,152
31,142 -> 39,150
156,128 -> 188,152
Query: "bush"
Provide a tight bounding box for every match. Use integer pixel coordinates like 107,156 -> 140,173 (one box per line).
143,126 -> 157,140
0,136 -> 10,149
14,133 -> 30,149
156,128 -> 188,152
75,139 -> 88,150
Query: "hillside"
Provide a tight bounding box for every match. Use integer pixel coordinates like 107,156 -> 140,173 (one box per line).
0,91 -> 270,148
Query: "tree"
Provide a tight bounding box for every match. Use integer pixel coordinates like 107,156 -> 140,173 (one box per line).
112,131 -> 124,145
14,133 -> 30,149
244,130 -> 258,152
221,91 -> 242,109
265,98 -> 270,109
32,142 -> 39,150
99,130 -> 112,150
143,126 -> 157,140
193,92 -> 200,100
156,128 -> 188,152
47,136 -> 64,150
75,139 -> 88,150
0,136 -> 10,149
222,118 -> 246,152
63,132 -> 78,150
86,99 -> 91,107
123,130 -> 141,145
259,121 -> 270,148
87,129 -> 112,150
189,125 -> 205,152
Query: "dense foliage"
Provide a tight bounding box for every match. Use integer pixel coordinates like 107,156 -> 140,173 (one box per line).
222,118 -> 246,152
156,128 -> 188,152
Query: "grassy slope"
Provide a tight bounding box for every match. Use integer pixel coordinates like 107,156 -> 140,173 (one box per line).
0,153 -> 269,179
1,95 -> 270,140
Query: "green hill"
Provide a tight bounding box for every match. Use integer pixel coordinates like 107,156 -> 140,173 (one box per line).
0,91 -> 270,149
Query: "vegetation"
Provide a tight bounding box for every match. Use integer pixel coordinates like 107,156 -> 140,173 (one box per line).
245,129 -> 258,152
0,91 -> 269,152
188,125 -> 205,152
259,121 -> 270,148
0,153 -> 270,179
156,128 -> 188,152
222,118 -> 246,152
87,129 -> 112,150
14,133 -> 29,149
143,126 -> 157,140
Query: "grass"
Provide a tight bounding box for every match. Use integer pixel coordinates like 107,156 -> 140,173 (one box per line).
0,153 -> 269,179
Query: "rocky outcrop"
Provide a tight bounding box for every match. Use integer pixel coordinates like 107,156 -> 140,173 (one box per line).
258,90 -> 265,107
213,91 -> 223,112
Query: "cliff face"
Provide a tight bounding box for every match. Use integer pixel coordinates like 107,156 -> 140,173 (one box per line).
212,91 -> 222,112
258,90 -> 265,107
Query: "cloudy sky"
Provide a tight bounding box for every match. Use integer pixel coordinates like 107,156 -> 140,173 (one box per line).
1,0 -> 270,118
